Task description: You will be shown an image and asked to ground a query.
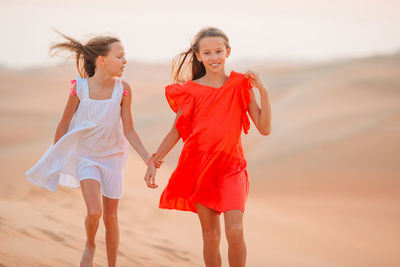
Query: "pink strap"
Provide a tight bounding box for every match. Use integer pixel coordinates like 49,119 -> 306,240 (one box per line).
70,79 -> 77,96
69,79 -> 125,96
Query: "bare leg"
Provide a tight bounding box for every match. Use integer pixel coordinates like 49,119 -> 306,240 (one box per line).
224,210 -> 246,267
80,179 -> 102,267
196,203 -> 222,267
102,196 -> 119,267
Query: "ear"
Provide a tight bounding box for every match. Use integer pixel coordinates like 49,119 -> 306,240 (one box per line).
96,55 -> 105,66
195,52 -> 202,62
226,47 -> 231,58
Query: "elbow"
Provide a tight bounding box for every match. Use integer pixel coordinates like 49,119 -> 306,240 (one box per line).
260,127 -> 271,136
171,126 -> 181,137
124,129 -> 134,139
56,123 -> 68,135
123,128 -> 129,137
123,125 -> 135,138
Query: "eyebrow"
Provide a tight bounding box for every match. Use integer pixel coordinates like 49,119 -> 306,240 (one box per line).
200,47 -> 224,51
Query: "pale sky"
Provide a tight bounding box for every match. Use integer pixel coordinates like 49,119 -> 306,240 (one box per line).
1,0 -> 399,68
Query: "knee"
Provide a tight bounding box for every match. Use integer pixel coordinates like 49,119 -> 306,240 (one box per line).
87,209 -> 102,222
202,228 -> 220,246
103,212 -> 118,228
226,225 -> 244,245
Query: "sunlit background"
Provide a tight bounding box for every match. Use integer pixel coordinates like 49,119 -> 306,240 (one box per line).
1,0 -> 400,68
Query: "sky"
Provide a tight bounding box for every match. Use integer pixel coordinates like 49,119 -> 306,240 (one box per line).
1,0 -> 400,68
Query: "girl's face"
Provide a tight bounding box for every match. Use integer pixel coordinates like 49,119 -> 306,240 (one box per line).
99,42 -> 127,77
196,37 -> 231,74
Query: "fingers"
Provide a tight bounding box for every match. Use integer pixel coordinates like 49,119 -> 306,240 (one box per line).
148,155 -> 164,169
245,70 -> 256,80
144,168 -> 158,189
150,169 -> 158,189
148,174 -> 158,189
154,160 -> 160,168
145,176 -> 158,189
144,169 -> 151,187
154,159 -> 164,168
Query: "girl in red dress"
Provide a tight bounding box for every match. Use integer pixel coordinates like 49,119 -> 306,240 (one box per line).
145,26 -> 271,267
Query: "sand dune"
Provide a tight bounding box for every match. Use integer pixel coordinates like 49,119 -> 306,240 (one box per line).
1,54 -> 399,266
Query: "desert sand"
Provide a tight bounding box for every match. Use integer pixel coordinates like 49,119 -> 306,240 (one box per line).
0,53 -> 399,266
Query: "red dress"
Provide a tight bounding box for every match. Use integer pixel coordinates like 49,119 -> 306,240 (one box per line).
159,71 -> 253,214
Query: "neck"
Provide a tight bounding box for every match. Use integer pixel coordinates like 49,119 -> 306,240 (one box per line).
204,69 -> 227,82
90,68 -> 114,86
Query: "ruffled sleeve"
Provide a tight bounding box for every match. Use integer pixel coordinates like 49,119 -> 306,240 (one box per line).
165,83 -> 195,141
240,76 -> 253,134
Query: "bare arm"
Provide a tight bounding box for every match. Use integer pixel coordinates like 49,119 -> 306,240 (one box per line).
144,109 -> 182,188
54,84 -> 80,144
246,71 -> 272,136
153,109 -> 182,160
120,81 -> 152,166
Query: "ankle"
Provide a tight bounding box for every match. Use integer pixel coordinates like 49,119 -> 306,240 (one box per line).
85,241 -> 96,249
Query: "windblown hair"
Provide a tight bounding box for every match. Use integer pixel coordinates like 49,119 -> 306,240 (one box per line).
50,31 -> 120,78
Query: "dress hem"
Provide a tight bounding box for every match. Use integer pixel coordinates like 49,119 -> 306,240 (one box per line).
159,198 -> 245,215
27,174 -> 123,200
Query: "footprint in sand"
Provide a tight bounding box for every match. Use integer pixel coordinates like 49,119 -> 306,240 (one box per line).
36,228 -> 66,242
151,244 -> 191,262
35,228 -> 79,251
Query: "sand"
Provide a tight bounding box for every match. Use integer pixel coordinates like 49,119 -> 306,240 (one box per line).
0,54 -> 399,266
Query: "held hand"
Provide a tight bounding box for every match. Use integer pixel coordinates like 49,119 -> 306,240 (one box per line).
144,164 -> 158,189
146,154 -> 164,168
154,158 -> 163,168
245,70 -> 267,91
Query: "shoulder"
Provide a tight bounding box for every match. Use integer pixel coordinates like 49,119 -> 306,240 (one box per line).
68,83 -> 80,103
69,82 -> 79,99
121,80 -> 131,91
165,82 -> 195,106
172,81 -> 195,97
166,82 -> 187,93
230,71 -> 253,90
182,81 -> 195,91
230,70 -> 247,81
120,80 -> 132,98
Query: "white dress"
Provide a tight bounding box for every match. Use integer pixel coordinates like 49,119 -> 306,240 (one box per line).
26,76 -> 129,199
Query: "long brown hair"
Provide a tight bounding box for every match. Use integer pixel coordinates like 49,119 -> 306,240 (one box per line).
50,31 -> 120,78
172,27 -> 230,83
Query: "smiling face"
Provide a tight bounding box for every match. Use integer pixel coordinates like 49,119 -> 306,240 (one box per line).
196,36 -> 231,74
98,42 -> 127,77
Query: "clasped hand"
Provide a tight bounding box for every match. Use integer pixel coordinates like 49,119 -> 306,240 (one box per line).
144,155 -> 163,189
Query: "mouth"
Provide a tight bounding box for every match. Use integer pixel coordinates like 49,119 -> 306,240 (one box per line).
209,63 -> 220,67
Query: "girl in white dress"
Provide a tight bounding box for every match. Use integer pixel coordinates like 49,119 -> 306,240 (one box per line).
26,32 -> 160,267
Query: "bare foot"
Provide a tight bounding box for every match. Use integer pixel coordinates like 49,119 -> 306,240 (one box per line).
80,242 -> 95,267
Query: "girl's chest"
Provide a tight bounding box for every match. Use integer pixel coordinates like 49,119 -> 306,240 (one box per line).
194,86 -> 241,111
76,100 -> 121,119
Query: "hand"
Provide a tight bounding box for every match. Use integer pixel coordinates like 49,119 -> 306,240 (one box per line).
144,164 -> 158,189
154,158 -> 163,168
245,70 -> 268,91
146,154 -> 163,168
